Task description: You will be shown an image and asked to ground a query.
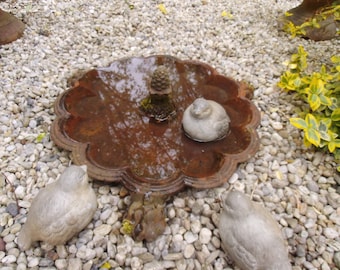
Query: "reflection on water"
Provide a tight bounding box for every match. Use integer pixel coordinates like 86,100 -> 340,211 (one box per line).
62,56 -> 254,181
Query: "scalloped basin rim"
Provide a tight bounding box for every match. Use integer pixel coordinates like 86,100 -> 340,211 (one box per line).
51,55 -> 261,195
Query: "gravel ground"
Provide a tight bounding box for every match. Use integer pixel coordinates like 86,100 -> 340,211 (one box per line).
0,0 -> 339,269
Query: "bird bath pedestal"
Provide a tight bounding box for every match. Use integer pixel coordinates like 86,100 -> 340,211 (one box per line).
51,55 -> 261,241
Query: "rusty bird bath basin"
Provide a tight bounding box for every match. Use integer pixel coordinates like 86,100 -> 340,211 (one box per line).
51,55 -> 260,195
51,55 -> 261,241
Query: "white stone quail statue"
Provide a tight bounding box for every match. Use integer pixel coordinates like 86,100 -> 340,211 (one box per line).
182,97 -> 230,142
219,190 -> 292,270
17,165 -> 97,251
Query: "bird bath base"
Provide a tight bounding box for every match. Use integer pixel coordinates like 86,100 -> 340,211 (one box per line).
51,55 -> 261,241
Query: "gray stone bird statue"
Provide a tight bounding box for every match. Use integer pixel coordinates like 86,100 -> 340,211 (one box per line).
219,190 -> 291,270
17,165 -> 97,251
182,97 -> 230,142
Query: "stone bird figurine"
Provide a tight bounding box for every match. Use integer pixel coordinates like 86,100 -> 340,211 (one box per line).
219,190 -> 291,270
182,97 -> 230,142
17,165 -> 97,251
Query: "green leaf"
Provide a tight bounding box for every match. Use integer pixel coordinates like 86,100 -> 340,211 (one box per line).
283,22 -> 299,38
308,93 -> 321,111
318,119 -> 332,141
328,139 -> 340,153
305,114 -> 318,129
290,118 -> 308,129
331,55 -> 340,64
285,11 -> 293,17
329,97 -> 339,110
301,76 -> 311,85
293,77 -> 302,88
303,135 -> 312,147
297,45 -> 308,58
327,131 -> 340,152
319,94 -> 332,106
335,149 -> 340,161
319,118 -> 332,131
297,45 -> 308,71
319,65 -> 333,81
311,18 -> 320,28
305,128 -> 320,146
331,108 -> 340,121
319,130 -> 331,141
309,76 -> 324,94
277,71 -> 301,91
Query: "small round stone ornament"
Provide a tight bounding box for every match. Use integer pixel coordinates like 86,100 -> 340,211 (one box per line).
182,97 -> 230,142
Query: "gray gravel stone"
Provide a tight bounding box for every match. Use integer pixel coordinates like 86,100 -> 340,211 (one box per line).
6,203 -> 19,217
296,245 -> 306,257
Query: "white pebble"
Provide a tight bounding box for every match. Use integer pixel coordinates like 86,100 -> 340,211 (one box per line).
190,220 -> 202,234
116,252 -> 126,266
199,228 -> 212,244
107,211 -> 120,225
1,255 -> 17,264
272,121 -> 283,130
100,208 -> 112,221
163,252 -> 183,260
56,245 -> 68,259
130,257 -> 142,269
168,207 -> 176,219
27,257 -> 39,268
16,263 -> 27,270
183,244 -> 195,258
93,224 -> 111,236
245,163 -> 254,173
55,259 -> 68,269
323,227 -> 339,239
184,231 -> 198,243
173,198 -> 186,208
68,258 -> 82,270
132,246 -> 148,256
15,186 -> 26,199
228,172 -> 238,184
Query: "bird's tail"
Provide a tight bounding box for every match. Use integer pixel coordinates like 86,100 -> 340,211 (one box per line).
17,225 -> 32,251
